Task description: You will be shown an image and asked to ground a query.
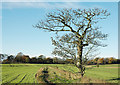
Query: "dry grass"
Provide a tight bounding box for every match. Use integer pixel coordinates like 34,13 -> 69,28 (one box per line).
35,66 -> 82,83
35,67 -> 45,83
48,66 -> 81,80
35,66 -> 109,83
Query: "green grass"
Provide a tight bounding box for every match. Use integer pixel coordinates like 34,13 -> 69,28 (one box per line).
2,64 -> 43,83
56,64 -> 119,83
90,64 -> 119,67
85,67 -> 119,83
1,64 -> 119,83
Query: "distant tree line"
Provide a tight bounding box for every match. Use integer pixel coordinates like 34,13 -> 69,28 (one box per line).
86,57 -> 120,65
1,52 -> 65,64
1,52 -> 120,64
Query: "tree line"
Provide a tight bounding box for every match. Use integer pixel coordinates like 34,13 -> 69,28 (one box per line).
86,57 -> 120,65
1,52 -> 119,64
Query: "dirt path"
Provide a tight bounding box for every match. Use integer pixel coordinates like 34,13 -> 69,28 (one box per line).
86,65 -> 120,68
93,67 -> 120,68
102,67 -> 120,68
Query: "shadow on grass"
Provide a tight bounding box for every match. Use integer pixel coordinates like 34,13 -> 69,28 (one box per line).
108,77 -> 120,81
40,67 -> 50,83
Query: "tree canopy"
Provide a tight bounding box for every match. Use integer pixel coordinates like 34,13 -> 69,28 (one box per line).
34,8 -> 110,77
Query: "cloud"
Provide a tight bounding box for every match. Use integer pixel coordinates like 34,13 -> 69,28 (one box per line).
2,2 -> 106,9
2,0 -> 119,2
2,0 -> 118,9
2,2 -> 88,9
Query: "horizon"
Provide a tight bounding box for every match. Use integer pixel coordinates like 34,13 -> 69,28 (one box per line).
1,2 -> 118,59
3,52 -> 118,59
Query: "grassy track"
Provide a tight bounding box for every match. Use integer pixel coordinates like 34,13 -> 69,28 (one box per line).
1,64 -> 119,83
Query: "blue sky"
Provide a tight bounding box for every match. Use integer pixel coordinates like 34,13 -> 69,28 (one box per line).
1,2 -> 118,58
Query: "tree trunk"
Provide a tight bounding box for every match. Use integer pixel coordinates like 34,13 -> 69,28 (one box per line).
77,44 -> 84,77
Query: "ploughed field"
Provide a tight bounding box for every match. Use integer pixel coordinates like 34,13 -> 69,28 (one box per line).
1,64 -> 119,84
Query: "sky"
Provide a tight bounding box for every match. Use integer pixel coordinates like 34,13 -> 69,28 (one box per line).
1,1 -> 118,59
1,0 -> 120,2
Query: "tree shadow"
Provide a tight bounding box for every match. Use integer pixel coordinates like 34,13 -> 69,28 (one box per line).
41,67 -> 50,83
40,67 -> 56,85
108,77 -> 120,81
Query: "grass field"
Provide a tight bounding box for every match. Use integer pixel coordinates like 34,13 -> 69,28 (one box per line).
1,64 -> 119,84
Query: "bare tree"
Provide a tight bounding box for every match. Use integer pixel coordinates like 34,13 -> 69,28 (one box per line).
51,33 -> 99,75
34,8 -> 110,77
51,33 -> 76,60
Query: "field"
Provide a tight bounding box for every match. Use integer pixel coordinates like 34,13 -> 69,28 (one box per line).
1,64 -> 119,84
